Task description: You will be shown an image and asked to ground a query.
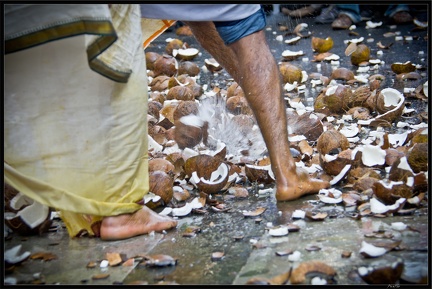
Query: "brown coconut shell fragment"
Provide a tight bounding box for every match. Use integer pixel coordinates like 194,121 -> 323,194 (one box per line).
279,63 -> 303,84
312,36 -> 334,53
153,55 -> 177,77
350,44 -> 370,66
391,61 -> 416,74
317,130 -> 350,155
178,61 -> 200,76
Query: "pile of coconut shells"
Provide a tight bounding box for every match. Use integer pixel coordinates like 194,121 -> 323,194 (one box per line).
143,33 -> 428,224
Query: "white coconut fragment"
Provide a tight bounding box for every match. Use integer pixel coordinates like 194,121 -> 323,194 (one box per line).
397,156 -> 415,173
282,50 -> 304,59
311,277 -> 327,285
339,124 -> 359,138
148,135 -> 163,152
268,226 -> 289,237
423,81 -> 428,97
258,188 -> 274,195
284,36 -> 301,44
159,207 -> 173,216
366,21 -> 383,28
345,37 -> 364,44
330,164 -> 352,185
100,260 -> 109,268
284,81 -> 298,92
5,245 -> 31,264
361,145 -> 386,167
370,197 -> 406,214
317,188 -> 343,203
388,132 -> 408,147
143,192 -> 162,204
324,54 -> 340,61
171,197 -> 203,217
288,251 -> 302,261
179,114 -> 204,128
359,241 -> 387,257
275,35 -> 283,41
391,222 -> 407,231
292,210 -> 306,219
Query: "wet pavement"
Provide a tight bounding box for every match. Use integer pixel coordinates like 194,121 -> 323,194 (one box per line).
4,5 -> 430,286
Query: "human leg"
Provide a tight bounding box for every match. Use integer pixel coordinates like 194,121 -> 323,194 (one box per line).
186,20 -> 329,201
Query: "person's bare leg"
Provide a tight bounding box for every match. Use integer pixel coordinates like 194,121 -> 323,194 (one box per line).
186,22 -> 329,201
100,206 -> 177,240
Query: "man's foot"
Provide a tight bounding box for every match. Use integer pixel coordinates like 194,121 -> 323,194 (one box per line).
332,14 -> 353,29
315,5 -> 339,24
275,167 -> 330,201
100,206 -> 178,240
392,11 -> 413,24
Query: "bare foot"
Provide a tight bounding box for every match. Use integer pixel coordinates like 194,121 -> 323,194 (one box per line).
275,167 -> 330,201
100,206 -> 177,241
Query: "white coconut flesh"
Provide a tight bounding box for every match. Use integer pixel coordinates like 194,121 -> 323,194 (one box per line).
179,114 -> 204,128
324,54 -> 340,61
5,245 -> 31,264
284,36 -> 301,44
339,124 -> 359,138
318,188 -> 343,203
388,132 -> 408,147
268,226 -> 289,237
281,50 -> 304,57
6,198 -> 50,229
330,164 -> 352,185
292,210 -> 306,219
191,162 -> 229,185
9,192 -> 34,210
397,156 -> 415,174
171,197 -> 203,217
359,241 -> 387,257
391,222 -> 407,231
325,85 -> 338,96
361,145 -> 386,167
144,192 -> 162,204
370,197 -> 405,214
205,58 -> 220,68
173,48 -> 199,58
381,88 -> 403,107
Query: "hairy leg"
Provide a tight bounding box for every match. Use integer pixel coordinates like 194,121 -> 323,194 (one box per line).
100,206 -> 177,241
186,22 -> 329,201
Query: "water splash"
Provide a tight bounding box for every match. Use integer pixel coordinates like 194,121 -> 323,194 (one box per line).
197,95 -> 267,161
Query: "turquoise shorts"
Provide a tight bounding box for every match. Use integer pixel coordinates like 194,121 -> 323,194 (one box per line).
214,7 -> 266,45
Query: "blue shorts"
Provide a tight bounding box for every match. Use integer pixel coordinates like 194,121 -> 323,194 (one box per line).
214,8 -> 266,45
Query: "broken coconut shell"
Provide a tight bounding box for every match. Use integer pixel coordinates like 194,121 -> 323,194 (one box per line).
177,61 -> 200,77
279,63 -> 303,84
358,260 -> 404,284
290,261 -> 337,284
165,39 -> 183,56
166,85 -> 194,101
190,162 -> 229,194
317,130 -> 350,156
149,170 -> 174,206
312,36 -> 334,53
174,114 -> 206,149
153,55 -> 178,77
390,61 -> 416,74
145,51 -> 161,71
350,44 -> 370,66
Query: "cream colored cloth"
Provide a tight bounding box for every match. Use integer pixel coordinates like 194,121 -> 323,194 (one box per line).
4,4 -> 172,237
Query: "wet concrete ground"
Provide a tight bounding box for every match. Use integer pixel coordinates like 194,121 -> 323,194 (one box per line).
4,5 -> 430,286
